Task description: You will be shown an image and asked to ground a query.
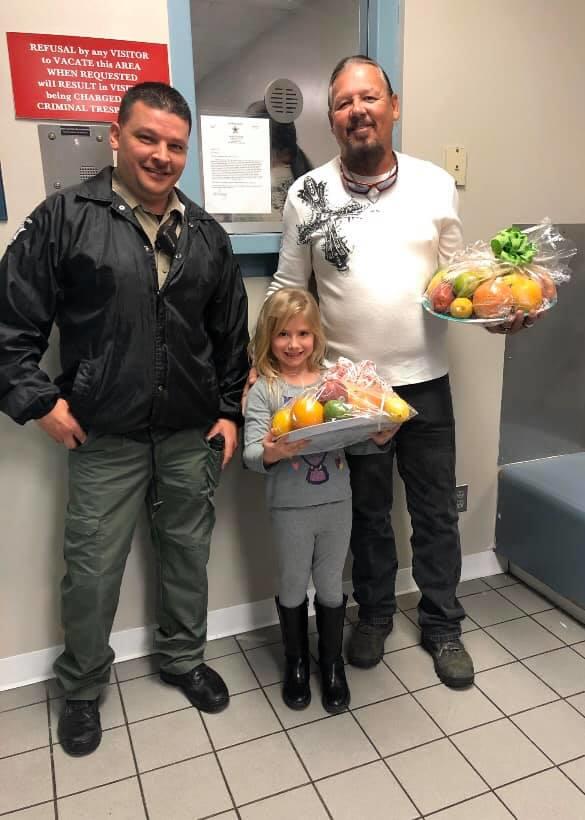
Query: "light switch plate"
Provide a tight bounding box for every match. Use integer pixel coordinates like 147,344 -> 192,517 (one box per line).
444,145 -> 467,187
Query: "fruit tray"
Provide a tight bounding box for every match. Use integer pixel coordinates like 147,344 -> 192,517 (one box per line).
279,414 -> 396,456
421,294 -> 556,325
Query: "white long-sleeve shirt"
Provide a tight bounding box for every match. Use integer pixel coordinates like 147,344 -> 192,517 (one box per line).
267,153 -> 462,386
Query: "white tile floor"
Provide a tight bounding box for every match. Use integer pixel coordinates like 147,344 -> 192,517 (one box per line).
3,574 -> 585,818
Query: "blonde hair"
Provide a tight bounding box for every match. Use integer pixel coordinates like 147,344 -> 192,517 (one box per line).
250,288 -> 326,383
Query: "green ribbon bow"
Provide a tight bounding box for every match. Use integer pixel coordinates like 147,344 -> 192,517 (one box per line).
490,226 -> 537,265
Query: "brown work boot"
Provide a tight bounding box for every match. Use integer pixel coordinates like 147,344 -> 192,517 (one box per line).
347,619 -> 393,668
421,635 -> 474,688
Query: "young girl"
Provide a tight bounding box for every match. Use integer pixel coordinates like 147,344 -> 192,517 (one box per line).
244,288 -> 351,714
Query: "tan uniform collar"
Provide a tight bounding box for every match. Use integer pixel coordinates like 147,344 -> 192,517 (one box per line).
112,169 -> 184,219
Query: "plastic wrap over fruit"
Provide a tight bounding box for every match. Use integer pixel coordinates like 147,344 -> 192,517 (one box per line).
423,219 -> 577,321
270,358 -> 417,444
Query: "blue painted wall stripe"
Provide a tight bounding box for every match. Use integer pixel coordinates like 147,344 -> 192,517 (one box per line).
368,0 -> 403,150
167,0 -> 203,204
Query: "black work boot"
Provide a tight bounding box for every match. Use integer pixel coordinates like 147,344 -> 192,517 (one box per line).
275,597 -> 311,710
347,618 -> 393,668
314,595 -> 350,714
58,698 -> 102,757
160,663 -> 229,712
421,635 -> 474,688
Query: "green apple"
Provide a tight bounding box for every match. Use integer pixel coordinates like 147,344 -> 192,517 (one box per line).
324,400 -> 353,421
452,270 -> 482,298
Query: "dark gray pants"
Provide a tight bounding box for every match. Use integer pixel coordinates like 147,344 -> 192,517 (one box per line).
347,375 -> 466,639
53,428 -> 222,700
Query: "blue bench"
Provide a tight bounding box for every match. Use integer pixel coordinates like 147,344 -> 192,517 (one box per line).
496,453 -> 585,610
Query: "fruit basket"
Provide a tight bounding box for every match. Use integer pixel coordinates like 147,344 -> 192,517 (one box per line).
423,220 -> 576,324
271,358 -> 417,456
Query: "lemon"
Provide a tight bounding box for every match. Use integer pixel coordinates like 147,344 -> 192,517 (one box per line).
383,395 -> 411,423
450,297 -> 473,319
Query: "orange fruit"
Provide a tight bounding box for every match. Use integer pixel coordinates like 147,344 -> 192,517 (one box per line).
508,276 -> 543,312
450,297 -> 473,319
271,406 -> 293,436
472,278 -> 514,319
533,267 -> 557,302
383,394 -> 410,423
290,396 -> 324,428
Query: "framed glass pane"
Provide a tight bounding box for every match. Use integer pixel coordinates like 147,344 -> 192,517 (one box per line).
191,0 -> 363,233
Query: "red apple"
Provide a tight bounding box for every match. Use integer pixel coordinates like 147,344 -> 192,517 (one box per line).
431,281 -> 455,314
316,379 -> 348,403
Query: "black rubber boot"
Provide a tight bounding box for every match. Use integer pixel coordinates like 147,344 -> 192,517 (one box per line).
315,595 -> 350,714
275,597 -> 311,710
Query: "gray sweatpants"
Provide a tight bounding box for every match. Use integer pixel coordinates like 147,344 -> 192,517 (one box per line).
269,499 -> 352,608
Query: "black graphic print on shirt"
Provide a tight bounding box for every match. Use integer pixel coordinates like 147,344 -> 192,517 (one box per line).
302,453 -> 329,485
296,176 -> 367,271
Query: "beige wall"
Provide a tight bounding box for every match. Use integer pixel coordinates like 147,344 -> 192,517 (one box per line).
0,0 -> 172,659
399,0 -> 585,566
2,0 -> 585,666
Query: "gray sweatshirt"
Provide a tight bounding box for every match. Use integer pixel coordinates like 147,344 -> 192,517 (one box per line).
243,377 -> 351,509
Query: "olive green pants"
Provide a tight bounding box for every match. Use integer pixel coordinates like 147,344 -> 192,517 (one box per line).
53,428 -> 222,700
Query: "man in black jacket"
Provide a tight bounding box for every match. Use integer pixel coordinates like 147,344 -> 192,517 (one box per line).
0,83 -> 249,756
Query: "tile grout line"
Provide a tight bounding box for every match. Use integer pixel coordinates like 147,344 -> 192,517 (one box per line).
470,680 -> 560,720
456,663 -> 560,771
46,682 -> 60,820
459,587 -> 585,695
6,583 -> 585,818
490,584 -> 585,651
216,599 -> 585,811
37,775 -> 141,809
385,612 -> 581,814
435,627 -> 585,811
234,632 -> 334,820
557,755 -> 585,802
361,606 -> 503,817
116,638 -> 245,820
191,705 -> 242,819
233,782 -> 328,817
113,644 -> 244,684
52,663 -> 576,791
113,666 -> 150,820
343,696 -> 425,817
475,617 -> 585,701
0,697 -> 48,715
422,787 -> 518,820
38,640 -> 572,808
0,801 -> 57,819
391,674 -> 497,809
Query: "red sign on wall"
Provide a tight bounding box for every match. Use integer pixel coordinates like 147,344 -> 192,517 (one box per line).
6,32 -> 170,122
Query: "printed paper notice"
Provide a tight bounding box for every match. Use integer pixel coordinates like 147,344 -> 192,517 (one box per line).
200,115 -> 271,214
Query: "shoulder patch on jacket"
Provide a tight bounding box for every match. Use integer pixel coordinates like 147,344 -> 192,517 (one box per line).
9,217 -> 33,245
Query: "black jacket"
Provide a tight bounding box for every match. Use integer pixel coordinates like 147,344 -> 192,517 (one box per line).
0,167 -> 249,433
